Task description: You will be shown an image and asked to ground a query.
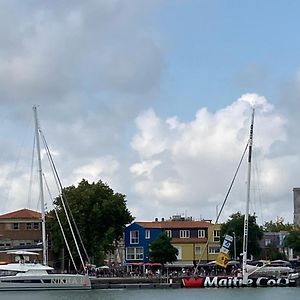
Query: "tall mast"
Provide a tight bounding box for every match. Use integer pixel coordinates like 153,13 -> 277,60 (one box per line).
33,106 -> 47,265
242,107 -> 255,285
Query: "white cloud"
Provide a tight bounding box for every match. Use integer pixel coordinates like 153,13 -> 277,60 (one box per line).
1,1 -> 299,227
71,156 -> 119,184
131,109 -> 168,158
129,94 -> 292,223
130,160 -> 161,178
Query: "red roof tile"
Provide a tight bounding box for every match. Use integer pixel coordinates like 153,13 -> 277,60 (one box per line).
137,220 -> 210,229
0,208 -> 41,219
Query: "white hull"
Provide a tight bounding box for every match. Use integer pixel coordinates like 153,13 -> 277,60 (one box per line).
0,274 -> 91,291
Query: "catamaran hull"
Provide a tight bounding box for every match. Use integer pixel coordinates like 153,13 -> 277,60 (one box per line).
0,274 -> 91,291
182,276 -> 298,288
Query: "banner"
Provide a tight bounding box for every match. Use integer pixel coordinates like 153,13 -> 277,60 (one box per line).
216,252 -> 229,268
220,234 -> 233,254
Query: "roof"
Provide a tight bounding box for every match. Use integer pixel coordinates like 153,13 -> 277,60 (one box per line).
0,208 -> 41,220
136,220 -> 211,229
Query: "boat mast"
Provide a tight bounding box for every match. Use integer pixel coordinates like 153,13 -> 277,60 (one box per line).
242,107 -> 255,285
33,106 -> 47,266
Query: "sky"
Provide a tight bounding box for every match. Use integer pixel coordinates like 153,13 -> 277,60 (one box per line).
1,0 -> 300,225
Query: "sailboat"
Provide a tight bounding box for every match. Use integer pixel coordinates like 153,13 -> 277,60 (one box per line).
0,106 -> 91,290
182,108 -> 299,288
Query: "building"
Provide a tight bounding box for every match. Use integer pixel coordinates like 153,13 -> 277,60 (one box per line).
293,188 -> 300,226
0,208 -> 42,264
259,231 -> 292,260
124,215 -> 221,268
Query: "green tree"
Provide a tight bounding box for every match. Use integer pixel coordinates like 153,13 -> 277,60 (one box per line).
149,232 -> 178,273
220,212 -> 263,260
47,179 -> 134,267
284,230 -> 300,254
262,218 -> 294,232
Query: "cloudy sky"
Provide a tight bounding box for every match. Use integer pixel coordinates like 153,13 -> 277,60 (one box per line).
1,0 -> 300,225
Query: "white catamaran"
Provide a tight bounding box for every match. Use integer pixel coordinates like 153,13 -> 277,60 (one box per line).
0,106 -> 91,290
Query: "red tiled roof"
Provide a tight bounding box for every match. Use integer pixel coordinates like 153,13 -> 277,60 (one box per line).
137,220 -> 210,229
0,208 -> 41,219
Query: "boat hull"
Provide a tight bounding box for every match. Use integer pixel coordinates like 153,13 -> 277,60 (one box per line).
182,276 -> 297,288
0,274 -> 91,291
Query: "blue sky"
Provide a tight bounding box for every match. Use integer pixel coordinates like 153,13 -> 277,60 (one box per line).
153,0 -> 300,118
0,0 -> 300,225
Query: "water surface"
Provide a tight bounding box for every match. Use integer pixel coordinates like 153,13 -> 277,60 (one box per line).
0,287 -> 299,300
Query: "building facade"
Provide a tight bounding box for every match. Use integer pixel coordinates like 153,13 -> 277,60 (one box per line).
0,208 -> 42,264
124,215 -> 221,267
293,188 -> 300,226
259,231 -> 296,261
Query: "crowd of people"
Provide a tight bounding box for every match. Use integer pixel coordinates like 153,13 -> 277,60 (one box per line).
84,263 -> 241,278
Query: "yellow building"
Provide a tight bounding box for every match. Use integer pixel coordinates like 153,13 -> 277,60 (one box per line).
137,215 -> 221,267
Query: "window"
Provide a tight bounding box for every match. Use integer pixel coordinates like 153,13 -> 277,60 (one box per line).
12,223 -> 19,230
198,229 -> 206,238
195,245 -> 201,255
126,247 -> 144,260
209,247 -> 220,254
165,230 -> 172,238
213,230 -> 220,242
145,230 -> 150,239
33,223 -> 39,230
130,231 -> 139,244
26,223 -> 32,230
265,239 -> 272,246
180,230 -> 190,238
135,247 -> 144,260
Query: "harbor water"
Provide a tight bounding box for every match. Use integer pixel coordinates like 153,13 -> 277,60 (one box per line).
0,287 -> 299,300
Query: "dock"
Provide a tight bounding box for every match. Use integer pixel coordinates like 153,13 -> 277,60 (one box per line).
90,277 -> 182,289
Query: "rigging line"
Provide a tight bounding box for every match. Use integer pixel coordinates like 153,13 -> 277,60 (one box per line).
40,131 -> 89,267
4,112 -> 33,205
40,133 -> 85,268
43,173 -> 78,273
40,133 -> 90,265
253,147 -> 264,225
216,140 -> 250,224
27,134 -> 36,209
193,140 -> 250,276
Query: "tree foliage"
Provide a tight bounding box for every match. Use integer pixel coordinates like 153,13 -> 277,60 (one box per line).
284,230 -> 300,253
47,179 -> 134,266
262,218 -> 294,232
149,232 -> 178,270
220,212 -> 263,260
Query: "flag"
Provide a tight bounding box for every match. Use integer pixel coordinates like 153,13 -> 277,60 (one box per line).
216,252 -> 229,268
220,234 -> 233,254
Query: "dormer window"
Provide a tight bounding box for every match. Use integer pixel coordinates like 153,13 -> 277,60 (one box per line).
198,229 -> 206,238
180,230 -> 190,238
